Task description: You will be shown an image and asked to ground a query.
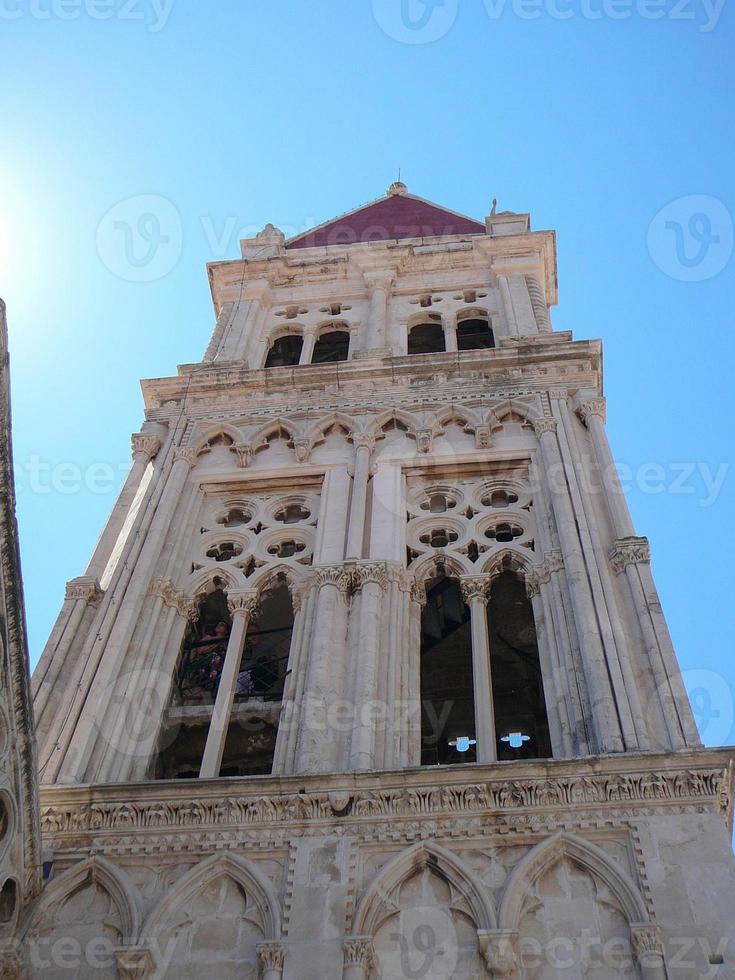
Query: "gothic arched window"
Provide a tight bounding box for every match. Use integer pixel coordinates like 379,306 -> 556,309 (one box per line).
264,333 -> 303,368
457,316 -> 494,351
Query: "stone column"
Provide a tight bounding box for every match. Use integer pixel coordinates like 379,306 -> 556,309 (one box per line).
114,947 -> 154,979
533,417 -> 624,754
406,580 -> 425,767
199,591 -> 259,778
575,397 -> 635,538
630,924 -> 668,980
347,324 -> 360,360
349,564 -> 388,771
274,580 -> 318,775
460,575 -> 497,764
295,566 -> 351,773
86,432 -> 161,582
313,466 -> 351,564
362,272 -> 394,353
256,941 -> 286,980
345,435 -> 374,560
342,937 -> 376,980
299,327 -> 317,365
525,274 -> 552,332
445,318 -> 458,352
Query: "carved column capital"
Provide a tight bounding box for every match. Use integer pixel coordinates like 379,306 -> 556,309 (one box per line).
232,442 -> 254,468
630,923 -> 665,970
130,433 -> 161,462
352,562 -> 389,592
173,446 -> 198,468
227,591 -> 260,618
352,433 -> 376,453
532,417 -> 558,439
314,565 -> 352,593
342,936 -> 376,969
609,536 -> 651,575
363,271 -> 395,295
149,578 -> 197,620
114,947 -> 154,980
576,397 -> 606,426
478,929 -> 520,978
459,575 -> 493,604
256,940 -> 286,976
65,575 -> 104,606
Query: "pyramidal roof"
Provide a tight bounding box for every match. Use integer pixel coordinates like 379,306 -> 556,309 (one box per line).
286,183 -> 486,250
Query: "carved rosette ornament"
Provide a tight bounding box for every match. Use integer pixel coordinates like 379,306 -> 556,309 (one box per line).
113,948 -> 154,980
256,941 -> 286,978
130,432 -> 161,462
630,923 -> 666,971
575,397 -> 606,426
532,417 -> 558,439
459,575 -> 493,605
227,591 -> 260,619
64,576 -> 104,606
609,536 -> 652,575
479,930 -> 520,979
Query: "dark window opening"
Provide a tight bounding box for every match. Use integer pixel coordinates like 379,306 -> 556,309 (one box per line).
206,541 -> 242,562
267,539 -> 305,558
218,507 -> 251,528
457,318 -> 495,351
265,334 -> 303,368
275,503 -> 310,524
312,330 -> 350,363
408,322 -> 446,355
420,576 -> 476,766
488,571 -> 551,761
174,588 -> 232,707
482,489 -> 519,509
485,523 -> 523,543
0,879 -> 18,924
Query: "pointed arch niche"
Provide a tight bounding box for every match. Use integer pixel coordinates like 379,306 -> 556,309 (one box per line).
346,841 -> 495,980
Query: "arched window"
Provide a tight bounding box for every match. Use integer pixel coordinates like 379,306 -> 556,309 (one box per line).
457,316 -> 495,351
408,321 -> 446,355
420,574 -> 476,765
488,570 -> 551,760
312,329 -> 350,363
264,333 -> 303,367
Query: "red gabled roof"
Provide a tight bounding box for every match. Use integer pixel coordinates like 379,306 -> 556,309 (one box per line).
286,186 -> 486,249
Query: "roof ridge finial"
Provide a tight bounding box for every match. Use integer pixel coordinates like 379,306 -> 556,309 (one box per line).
387,177 -> 408,196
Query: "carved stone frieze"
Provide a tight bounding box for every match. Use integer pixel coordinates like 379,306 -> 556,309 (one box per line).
609,536 -> 651,575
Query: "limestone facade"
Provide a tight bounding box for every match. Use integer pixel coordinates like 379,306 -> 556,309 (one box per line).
20,186 -> 735,977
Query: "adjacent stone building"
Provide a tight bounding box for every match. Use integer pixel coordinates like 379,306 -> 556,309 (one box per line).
18,185 -> 735,977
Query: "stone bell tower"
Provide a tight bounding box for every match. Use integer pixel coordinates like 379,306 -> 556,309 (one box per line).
26,184 -> 735,979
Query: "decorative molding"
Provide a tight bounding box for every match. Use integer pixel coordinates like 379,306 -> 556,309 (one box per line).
609,536 -> 651,575
114,947 -> 154,980
459,575 -> 493,604
64,575 -> 104,606
130,433 -> 161,462
575,398 -> 606,426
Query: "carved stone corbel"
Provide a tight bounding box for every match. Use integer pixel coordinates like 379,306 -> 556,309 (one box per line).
232,442 -> 254,468
292,437 -> 311,463
478,930 -> 520,978
415,427 -> 433,454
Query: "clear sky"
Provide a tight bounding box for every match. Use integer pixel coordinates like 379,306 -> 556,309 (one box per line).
1,1 -> 733,746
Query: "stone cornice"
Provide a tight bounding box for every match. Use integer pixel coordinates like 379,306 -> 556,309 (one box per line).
141,337 -> 602,415
38,750 -> 734,853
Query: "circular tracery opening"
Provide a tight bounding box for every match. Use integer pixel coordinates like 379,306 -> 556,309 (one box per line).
206,541 -> 243,562
481,489 -> 519,509
267,539 -> 306,558
275,503 -> 311,524
217,507 -> 252,528
485,523 -> 524,543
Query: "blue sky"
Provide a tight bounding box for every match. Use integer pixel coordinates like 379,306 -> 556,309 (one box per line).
1,1 -> 733,746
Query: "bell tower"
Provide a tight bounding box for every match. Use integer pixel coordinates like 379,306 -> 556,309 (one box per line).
26,186 -> 735,979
